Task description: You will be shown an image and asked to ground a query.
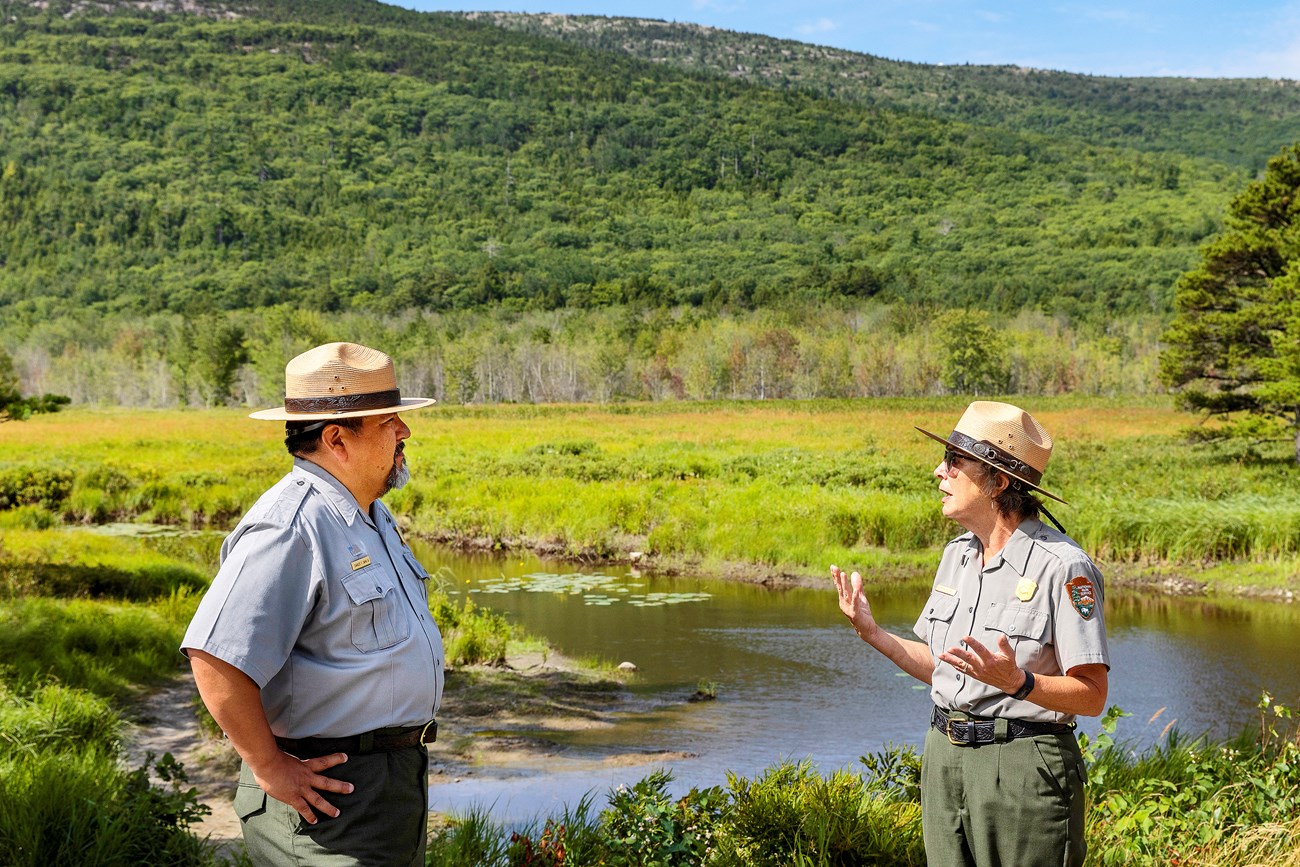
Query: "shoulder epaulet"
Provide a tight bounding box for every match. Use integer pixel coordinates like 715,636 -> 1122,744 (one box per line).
262,473 -> 315,525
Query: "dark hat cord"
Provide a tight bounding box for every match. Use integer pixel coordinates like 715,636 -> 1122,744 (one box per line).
1039,502 -> 1067,535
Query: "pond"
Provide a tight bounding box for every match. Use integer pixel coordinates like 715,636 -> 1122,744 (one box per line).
413,542 -> 1300,825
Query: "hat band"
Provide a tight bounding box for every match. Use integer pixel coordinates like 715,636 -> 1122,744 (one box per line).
283,388 -> 401,415
949,431 -> 1044,487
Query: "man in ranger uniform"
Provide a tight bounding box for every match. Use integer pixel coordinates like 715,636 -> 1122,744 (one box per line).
183,342 -> 443,866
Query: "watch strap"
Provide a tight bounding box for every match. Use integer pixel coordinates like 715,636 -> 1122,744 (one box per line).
1010,669 -> 1035,701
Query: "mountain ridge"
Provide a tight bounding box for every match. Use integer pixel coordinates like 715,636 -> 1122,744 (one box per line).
462,11 -> 1300,171
0,0 -> 1266,329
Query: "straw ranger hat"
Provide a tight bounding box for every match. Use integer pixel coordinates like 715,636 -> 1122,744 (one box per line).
915,400 -> 1066,504
249,342 -> 436,421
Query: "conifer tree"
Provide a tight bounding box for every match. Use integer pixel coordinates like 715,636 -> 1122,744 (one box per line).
1160,144 -> 1300,463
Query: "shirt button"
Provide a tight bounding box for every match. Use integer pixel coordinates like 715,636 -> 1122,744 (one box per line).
968,607 -> 973,612
296,480 -> 304,486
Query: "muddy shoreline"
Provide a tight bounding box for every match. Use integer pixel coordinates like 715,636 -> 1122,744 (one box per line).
123,650 -> 663,855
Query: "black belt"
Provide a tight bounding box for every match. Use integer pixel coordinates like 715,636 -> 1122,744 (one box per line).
275,720 -> 437,759
932,706 -> 1073,746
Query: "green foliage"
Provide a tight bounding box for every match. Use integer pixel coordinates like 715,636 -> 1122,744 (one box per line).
478,13 -> 1300,171
0,528 -> 212,600
0,748 -> 217,867
936,309 -> 1009,395
1086,696 -> 1300,865
0,0 -> 1245,342
714,760 -> 924,866
425,710 -> 1300,867
600,770 -> 726,866
431,593 -> 512,666
858,743 -> 922,803
426,807 -> 511,867
0,680 -> 120,755
0,465 -> 74,510
0,596 -> 192,698
1161,143 -> 1300,460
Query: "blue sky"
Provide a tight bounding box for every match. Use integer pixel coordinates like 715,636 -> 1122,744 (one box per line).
397,1 -> 1300,78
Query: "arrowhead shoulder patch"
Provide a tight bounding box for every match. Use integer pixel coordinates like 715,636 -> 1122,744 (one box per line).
1066,575 -> 1097,620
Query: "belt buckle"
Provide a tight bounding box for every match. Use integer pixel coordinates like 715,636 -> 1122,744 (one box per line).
946,711 -> 971,746
419,719 -> 438,745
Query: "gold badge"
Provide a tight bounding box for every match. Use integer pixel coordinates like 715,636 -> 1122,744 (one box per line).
935,583 -> 957,596
1015,577 -> 1038,602
350,556 -> 372,571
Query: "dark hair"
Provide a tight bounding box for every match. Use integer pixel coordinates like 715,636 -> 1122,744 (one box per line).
970,461 -> 1043,524
285,417 -> 365,457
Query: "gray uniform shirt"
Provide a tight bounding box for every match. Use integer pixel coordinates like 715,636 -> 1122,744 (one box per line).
182,459 -> 444,739
913,518 -> 1109,725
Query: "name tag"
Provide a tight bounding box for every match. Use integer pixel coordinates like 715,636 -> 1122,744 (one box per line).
350,556 -> 372,571
935,583 -> 957,596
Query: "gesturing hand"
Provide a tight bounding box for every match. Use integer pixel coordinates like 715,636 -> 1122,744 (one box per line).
252,751 -> 354,824
831,564 -> 878,643
939,634 -> 1024,694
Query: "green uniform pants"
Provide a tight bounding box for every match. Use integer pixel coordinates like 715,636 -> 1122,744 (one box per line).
234,747 -> 428,867
920,727 -> 1087,867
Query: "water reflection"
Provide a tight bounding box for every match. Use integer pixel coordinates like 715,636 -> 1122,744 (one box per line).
416,542 -> 1300,823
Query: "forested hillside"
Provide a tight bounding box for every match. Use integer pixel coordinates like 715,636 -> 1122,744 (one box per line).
468,12 -> 1300,172
0,0 -> 1281,406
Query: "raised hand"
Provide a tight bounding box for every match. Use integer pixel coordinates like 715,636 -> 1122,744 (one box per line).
831,564 -> 878,642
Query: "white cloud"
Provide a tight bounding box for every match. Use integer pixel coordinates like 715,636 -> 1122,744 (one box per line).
796,17 -> 839,35
975,10 -> 1004,23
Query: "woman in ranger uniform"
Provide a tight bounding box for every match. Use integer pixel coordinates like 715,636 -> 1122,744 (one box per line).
832,401 -> 1109,867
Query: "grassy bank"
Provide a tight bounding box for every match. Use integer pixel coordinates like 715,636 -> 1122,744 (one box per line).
3,398 -> 1298,593
425,702 -> 1300,866
0,525 -> 527,866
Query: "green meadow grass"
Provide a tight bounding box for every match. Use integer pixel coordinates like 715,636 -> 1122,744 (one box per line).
5,398 -> 1295,589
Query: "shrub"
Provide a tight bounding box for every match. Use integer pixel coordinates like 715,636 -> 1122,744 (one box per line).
714,760 -> 924,866
0,466 -> 74,511
0,749 -> 218,867
432,595 -> 512,667
1086,694 -> 1300,866
600,770 -> 727,867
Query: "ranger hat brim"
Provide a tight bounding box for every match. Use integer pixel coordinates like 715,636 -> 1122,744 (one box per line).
915,401 -> 1067,504
249,342 -> 436,421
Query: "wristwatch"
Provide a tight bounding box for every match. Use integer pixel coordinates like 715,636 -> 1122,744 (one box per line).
1009,669 -> 1035,701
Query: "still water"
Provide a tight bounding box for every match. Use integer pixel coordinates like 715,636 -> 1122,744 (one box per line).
413,543 -> 1300,824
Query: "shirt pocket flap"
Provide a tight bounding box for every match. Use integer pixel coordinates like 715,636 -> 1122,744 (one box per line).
921,591 -> 961,624
341,566 -> 389,605
988,603 -> 1050,641
403,551 -> 430,581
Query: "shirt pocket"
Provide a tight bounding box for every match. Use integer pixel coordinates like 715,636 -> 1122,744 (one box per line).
984,602 -> 1050,665
340,564 -> 412,653
918,591 -> 961,652
402,551 -> 432,605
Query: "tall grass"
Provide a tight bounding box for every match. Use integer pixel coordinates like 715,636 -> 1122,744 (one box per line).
0,747 -> 221,867
5,401 -> 1299,587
